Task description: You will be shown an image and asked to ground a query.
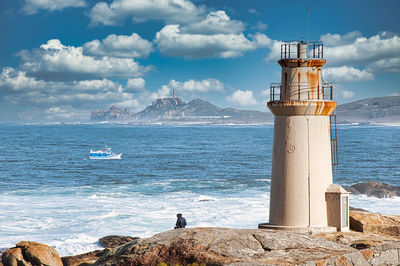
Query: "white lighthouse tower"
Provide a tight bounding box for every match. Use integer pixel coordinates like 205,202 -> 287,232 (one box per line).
259,41 -> 349,232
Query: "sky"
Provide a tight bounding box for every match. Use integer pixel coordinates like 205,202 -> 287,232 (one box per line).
0,0 -> 399,122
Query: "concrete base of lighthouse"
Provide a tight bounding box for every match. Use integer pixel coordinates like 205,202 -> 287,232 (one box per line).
258,223 -> 337,233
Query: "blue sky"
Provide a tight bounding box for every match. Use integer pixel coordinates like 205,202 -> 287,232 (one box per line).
0,0 -> 399,122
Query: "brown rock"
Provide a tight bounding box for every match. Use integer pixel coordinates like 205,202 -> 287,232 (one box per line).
350,210 -> 400,236
2,248 -> 28,266
94,228 -> 355,266
2,241 -> 62,266
361,249 -> 374,260
98,235 -> 139,248
62,250 -> 105,266
347,181 -> 400,198
335,255 -> 352,266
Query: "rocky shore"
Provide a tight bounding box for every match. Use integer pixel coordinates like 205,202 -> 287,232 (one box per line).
2,182 -> 400,266
2,208 -> 400,266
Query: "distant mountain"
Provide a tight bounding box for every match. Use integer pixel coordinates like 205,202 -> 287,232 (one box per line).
134,97 -> 186,121
90,96 -> 400,124
336,96 -> 400,124
90,98 -> 273,123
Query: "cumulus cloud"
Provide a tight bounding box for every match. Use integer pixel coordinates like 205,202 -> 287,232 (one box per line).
18,39 -> 151,80
126,78 -> 146,92
366,58 -> 400,73
265,31 -> 400,73
264,40 -> 284,62
149,85 -> 171,100
167,79 -> 224,93
320,31 -> 362,46
23,0 -> 86,14
83,33 -> 153,58
89,0 -> 203,26
87,1 -> 272,59
251,21 -> 267,31
0,67 -> 142,121
226,90 -> 258,107
323,31 -> 400,67
155,25 -> 271,58
0,67 -> 46,92
323,66 -> 374,82
182,10 -> 244,35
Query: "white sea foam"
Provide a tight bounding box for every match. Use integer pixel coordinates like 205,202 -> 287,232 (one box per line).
350,194 -> 400,215
0,189 -> 269,256
2,187 -> 400,256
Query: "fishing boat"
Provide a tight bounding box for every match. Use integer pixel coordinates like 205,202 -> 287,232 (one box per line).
89,143 -> 122,160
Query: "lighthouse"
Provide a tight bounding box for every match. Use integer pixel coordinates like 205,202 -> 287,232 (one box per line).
259,41 -> 349,232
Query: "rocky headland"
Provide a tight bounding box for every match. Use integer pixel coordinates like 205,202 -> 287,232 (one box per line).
90,96 -> 400,124
90,97 -> 273,123
90,105 -> 133,122
336,96 -> 400,124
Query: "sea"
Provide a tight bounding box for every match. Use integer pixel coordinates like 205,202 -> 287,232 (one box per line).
0,123 -> 399,256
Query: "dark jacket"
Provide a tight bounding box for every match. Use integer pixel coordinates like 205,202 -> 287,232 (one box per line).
176,216 -> 187,228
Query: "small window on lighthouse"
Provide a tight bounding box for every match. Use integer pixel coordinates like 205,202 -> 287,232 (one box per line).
341,196 -> 349,227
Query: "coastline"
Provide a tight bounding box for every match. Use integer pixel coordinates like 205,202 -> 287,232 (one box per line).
3,214 -> 400,266
2,181 -> 400,265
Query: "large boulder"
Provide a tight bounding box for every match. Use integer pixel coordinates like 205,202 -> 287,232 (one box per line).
347,181 -> 400,198
62,250 -> 105,266
98,235 -> 140,248
350,210 -> 400,236
94,228 -> 355,265
2,241 -> 62,266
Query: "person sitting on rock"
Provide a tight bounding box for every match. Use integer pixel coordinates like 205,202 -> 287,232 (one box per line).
175,213 -> 187,229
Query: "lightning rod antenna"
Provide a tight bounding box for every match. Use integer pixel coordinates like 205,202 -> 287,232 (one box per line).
306,7 -> 309,44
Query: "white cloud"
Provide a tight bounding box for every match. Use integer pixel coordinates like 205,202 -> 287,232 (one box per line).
89,0 -> 203,26
167,79 -> 224,93
320,31 -> 362,46
155,25 -> 271,58
0,67 -> 46,91
248,8 -> 259,15
366,58 -> 400,73
18,39 -> 151,80
265,31 -> 400,74
251,21 -> 267,31
23,0 -> 86,14
87,1 -> 271,59
226,90 -> 258,107
126,78 -> 146,92
341,89 -> 355,99
150,85 -> 171,100
182,10 -> 244,35
261,89 -> 270,99
324,32 -> 400,67
389,92 -> 400,96
323,66 -> 374,82
0,67 -> 141,121
264,40 -> 283,62
83,33 -> 153,58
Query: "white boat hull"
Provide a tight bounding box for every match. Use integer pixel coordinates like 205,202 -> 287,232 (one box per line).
89,153 -> 122,160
